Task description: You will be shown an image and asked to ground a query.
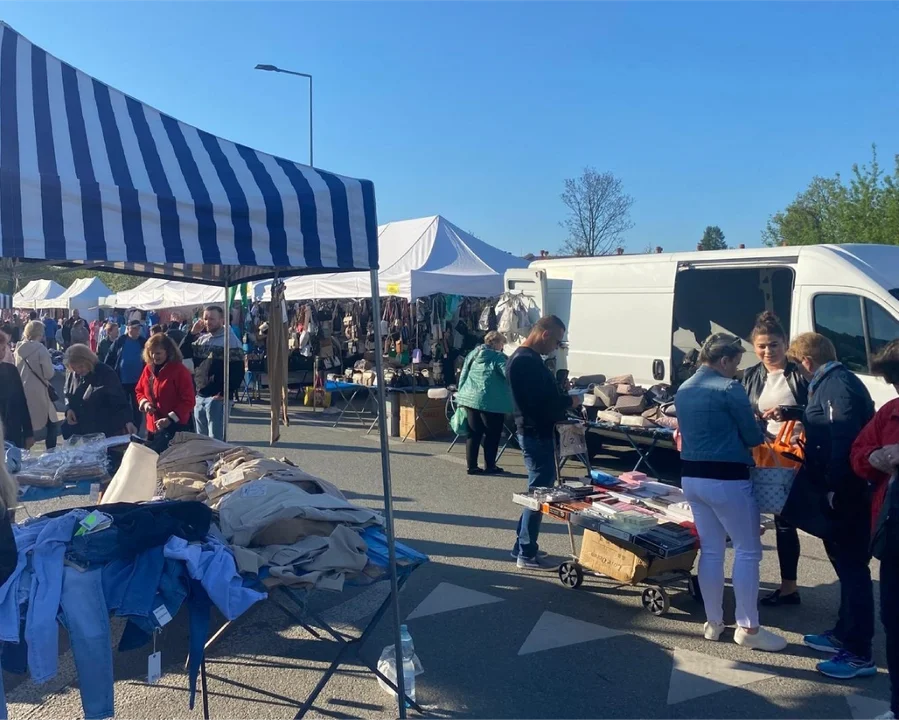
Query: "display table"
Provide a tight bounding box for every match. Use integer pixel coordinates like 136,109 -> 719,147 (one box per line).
587,420 -> 677,477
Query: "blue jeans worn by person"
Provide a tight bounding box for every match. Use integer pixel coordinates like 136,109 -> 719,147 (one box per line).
512,434 -> 556,559
194,395 -> 224,440
58,566 -> 114,719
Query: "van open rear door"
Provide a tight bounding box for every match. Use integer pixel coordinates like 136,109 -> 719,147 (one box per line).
504,269 -> 547,318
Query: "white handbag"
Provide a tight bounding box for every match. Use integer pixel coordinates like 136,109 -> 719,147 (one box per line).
751,446 -> 798,514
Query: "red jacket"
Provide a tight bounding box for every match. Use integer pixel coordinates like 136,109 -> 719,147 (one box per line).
850,397 -> 899,533
135,360 -> 195,429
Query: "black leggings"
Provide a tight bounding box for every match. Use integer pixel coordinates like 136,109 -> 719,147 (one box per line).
774,515 -> 800,582
465,408 -> 504,471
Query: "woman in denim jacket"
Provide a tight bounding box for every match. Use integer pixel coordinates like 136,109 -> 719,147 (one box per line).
676,333 -> 786,652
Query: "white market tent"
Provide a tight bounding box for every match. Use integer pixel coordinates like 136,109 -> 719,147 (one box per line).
36,276 -> 111,320
0,21 -> 409,712
12,278 -> 65,308
100,279 -> 269,311
276,214 -> 530,301
99,278 -> 170,309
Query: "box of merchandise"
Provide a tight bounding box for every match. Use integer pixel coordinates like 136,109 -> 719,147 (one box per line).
579,529 -> 697,584
512,493 -> 542,511
399,395 -> 449,441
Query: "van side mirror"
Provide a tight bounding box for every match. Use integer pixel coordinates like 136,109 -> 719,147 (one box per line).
652,359 -> 665,381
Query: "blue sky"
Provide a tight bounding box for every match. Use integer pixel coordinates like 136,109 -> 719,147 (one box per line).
3,2 -> 898,255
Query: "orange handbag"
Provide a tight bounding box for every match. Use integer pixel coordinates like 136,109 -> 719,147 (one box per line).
752,420 -> 804,469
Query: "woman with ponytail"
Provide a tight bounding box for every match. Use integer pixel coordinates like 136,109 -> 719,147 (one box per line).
742,311 -> 809,607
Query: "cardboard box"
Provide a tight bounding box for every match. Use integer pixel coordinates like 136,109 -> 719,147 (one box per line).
579,529 -> 697,584
399,394 -> 450,441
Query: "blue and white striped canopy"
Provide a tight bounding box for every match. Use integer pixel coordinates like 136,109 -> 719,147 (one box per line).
0,23 -> 378,283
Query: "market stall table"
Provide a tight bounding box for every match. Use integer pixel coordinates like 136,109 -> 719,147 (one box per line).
323,380 -> 377,428
587,420 -> 677,477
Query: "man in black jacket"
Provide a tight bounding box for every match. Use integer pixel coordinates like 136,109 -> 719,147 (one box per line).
507,315 -> 581,570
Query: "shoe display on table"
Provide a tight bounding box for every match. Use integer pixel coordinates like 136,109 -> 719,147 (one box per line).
703,622 -> 725,641
760,588 -> 801,606
803,631 -> 843,654
516,555 -> 557,571
816,650 -> 877,679
733,626 -> 788,652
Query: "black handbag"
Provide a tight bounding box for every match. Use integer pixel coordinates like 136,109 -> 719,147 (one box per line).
871,475 -> 899,561
24,355 -> 59,403
779,465 -> 835,541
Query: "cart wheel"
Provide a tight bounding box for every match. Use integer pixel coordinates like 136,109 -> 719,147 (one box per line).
688,575 -> 703,603
641,586 -> 671,616
558,562 -> 584,589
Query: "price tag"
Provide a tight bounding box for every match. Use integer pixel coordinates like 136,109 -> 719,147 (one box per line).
386,283 -> 400,296
153,604 -> 172,627
147,651 -> 161,684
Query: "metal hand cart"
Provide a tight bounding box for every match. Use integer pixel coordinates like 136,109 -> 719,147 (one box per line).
546,420 -> 702,616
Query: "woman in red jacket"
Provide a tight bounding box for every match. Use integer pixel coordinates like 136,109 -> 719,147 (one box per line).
136,332 -> 195,451
851,339 -> 899,720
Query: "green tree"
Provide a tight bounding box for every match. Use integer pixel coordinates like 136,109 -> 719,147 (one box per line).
763,145 -> 899,247
699,225 -> 727,251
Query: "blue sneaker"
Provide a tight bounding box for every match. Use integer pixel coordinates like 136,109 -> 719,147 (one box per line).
817,651 -> 877,679
803,631 -> 843,654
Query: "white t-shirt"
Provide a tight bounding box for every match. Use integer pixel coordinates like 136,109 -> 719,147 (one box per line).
757,369 -> 797,436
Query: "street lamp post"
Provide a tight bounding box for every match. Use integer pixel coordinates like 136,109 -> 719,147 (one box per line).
255,64 -> 314,167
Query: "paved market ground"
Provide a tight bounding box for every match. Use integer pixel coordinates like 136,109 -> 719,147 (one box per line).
6,399 -> 894,719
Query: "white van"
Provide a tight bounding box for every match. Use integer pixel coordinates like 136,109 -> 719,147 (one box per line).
504,244 -> 899,408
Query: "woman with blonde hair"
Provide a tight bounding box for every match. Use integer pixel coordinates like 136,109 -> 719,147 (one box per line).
62,344 -> 134,439
135,332 -> 195,451
455,330 -> 513,475
768,332 -> 876,679
15,320 -> 59,449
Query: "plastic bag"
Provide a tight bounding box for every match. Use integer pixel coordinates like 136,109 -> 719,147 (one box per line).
15,434 -> 112,488
376,644 -> 423,698
450,405 -> 469,436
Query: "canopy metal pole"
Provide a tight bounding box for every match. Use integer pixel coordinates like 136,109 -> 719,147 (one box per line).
223,273 -> 231,442
369,268 -> 407,719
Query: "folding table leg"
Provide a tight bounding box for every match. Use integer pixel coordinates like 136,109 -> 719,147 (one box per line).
446,433 -> 461,453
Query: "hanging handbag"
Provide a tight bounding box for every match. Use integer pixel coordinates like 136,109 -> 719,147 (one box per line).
24,355 -> 59,403
752,421 -> 804,469
751,439 -> 799,514
871,473 -> 899,561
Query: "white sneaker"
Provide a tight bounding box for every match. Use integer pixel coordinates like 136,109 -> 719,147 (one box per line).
734,626 -> 788,652
703,622 -> 725,641
874,712 -> 894,720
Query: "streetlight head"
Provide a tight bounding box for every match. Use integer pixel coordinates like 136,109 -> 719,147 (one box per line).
255,64 -> 279,72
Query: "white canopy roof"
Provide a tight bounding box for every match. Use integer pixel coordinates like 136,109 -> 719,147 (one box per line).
276,215 -> 529,301
37,276 -> 111,312
101,279 -> 269,310
13,279 -> 65,308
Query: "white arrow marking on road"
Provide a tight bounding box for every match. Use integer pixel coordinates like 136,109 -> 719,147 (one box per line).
517,610 -> 623,656
406,582 -> 504,620
847,694 -> 892,719
667,648 -> 775,705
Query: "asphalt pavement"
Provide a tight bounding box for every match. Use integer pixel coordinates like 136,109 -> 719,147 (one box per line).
5,399 -> 894,719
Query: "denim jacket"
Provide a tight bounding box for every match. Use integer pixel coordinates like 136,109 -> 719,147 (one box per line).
675,365 -> 764,466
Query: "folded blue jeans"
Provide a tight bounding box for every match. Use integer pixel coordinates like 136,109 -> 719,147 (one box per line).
58,566 -> 114,720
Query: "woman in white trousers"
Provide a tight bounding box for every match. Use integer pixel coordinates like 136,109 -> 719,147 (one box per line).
674,333 -> 787,652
